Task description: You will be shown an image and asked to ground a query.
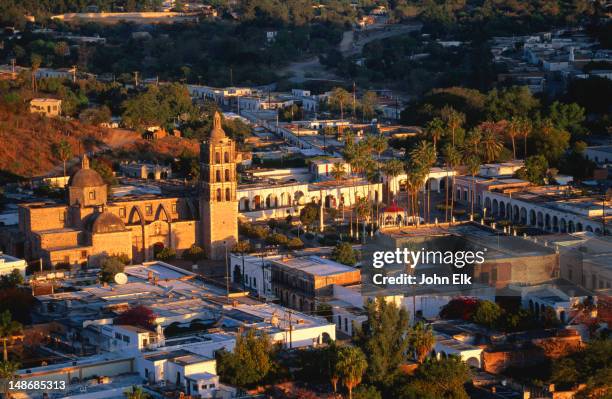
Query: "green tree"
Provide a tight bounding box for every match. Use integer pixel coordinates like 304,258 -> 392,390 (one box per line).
52,139 -> 72,177
287,237 -> 304,250
531,119 -> 571,164
516,155 -> 549,185
80,106 -> 112,126
559,141 -> 595,182
480,123 -> 503,163
0,360 -> 19,398
54,41 -> 70,60
382,159 -> 404,204
411,140 -> 436,223
440,106 -> 465,148
99,256 -> 125,283
30,53 -> 42,92
331,242 -> 358,266
486,86 -> 539,121
329,87 -> 352,120
0,311 -> 21,362
216,329 -> 273,387
472,300 -> 502,328
425,117 -> 445,153
411,356 -> 471,399
233,240 -> 252,253
155,248 -> 176,261
409,322 -> 435,364
355,298 -> 410,386
299,203 -> 320,231
361,91 -> 378,121
124,385 -> 149,399
266,232 -> 289,246
91,158 -> 117,186
336,346 -> 368,399
0,270 -> 24,289
549,101 -> 586,136
330,162 -> 346,183
465,155 -> 481,217
353,385 -> 382,399
443,144 -> 461,222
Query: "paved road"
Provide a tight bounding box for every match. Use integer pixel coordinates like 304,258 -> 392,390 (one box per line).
281,22 -> 422,83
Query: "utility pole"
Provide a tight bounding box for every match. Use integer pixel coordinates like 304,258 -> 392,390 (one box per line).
224,241 -> 230,303
71,65 -> 77,83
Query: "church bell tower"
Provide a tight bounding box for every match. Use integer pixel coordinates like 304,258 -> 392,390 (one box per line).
199,112 -> 238,260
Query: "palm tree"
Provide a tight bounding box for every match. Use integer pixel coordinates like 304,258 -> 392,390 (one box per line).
442,144 -> 461,223
382,159 -> 404,205
425,117 -> 444,153
404,162 -> 427,225
52,139 -> 73,177
463,129 -> 482,160
0,360 -> 19,398
343,132 -> 358,238
466,156 -> 481,218
30,53 -> 42,92
441,106 -> 465,148
124,385 -> 149,399
331,162 -> 346,184
354,197 -> 370,243
336,346 -> 367,399
329,87 -> 351,121
326,342 -> 340,393
506,117 -> 521,159
518,117 -> 533,158
409,322 -> 435,364
480,124 -> 503,163
368,134 -> 388,223
0,311 -> 21,362
411,141 -> 436,223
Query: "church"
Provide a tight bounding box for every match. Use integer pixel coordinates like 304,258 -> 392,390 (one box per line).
17,112 -> 238,266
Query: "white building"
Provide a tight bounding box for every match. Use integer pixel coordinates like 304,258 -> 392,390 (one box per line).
0,253 -> 26,277
229,253 -> 278,299
482,186 -> 608,234
584,145 -> 612,165
512,281 -> 592,325
221,302 -> 336,348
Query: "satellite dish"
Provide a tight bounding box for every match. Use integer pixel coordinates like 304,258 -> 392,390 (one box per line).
114,272 -> 128,285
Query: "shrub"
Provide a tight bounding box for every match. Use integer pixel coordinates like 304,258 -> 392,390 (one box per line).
155,247 -> 176,261
287,237 -> 304,250
183,245 -> 205,262
331,242 -> 359,266
266,233 -> 289,246
99,256 -> 125,283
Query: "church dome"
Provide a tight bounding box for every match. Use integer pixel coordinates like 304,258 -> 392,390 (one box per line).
88,211 -> 126,234
69,168 -> 105,188
69,155 -> 105,188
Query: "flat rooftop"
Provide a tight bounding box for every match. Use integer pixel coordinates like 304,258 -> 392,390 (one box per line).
271,256 -> 358,276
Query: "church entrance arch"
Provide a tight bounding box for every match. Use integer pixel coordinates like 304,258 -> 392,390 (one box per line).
153,242 -> 165,258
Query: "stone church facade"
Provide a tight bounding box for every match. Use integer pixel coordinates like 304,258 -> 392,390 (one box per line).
18,112 -> 236,266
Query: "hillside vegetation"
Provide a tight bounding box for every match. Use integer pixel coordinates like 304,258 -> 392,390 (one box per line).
0,104 -> 198,181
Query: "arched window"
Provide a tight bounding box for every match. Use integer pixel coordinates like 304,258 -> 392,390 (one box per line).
225,169 -> 230,181
215,152 -> 221,163
224,152 -> 230,163
216,170 -> 221,182
225,188 -> 231,201
216,188 -> 222,201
